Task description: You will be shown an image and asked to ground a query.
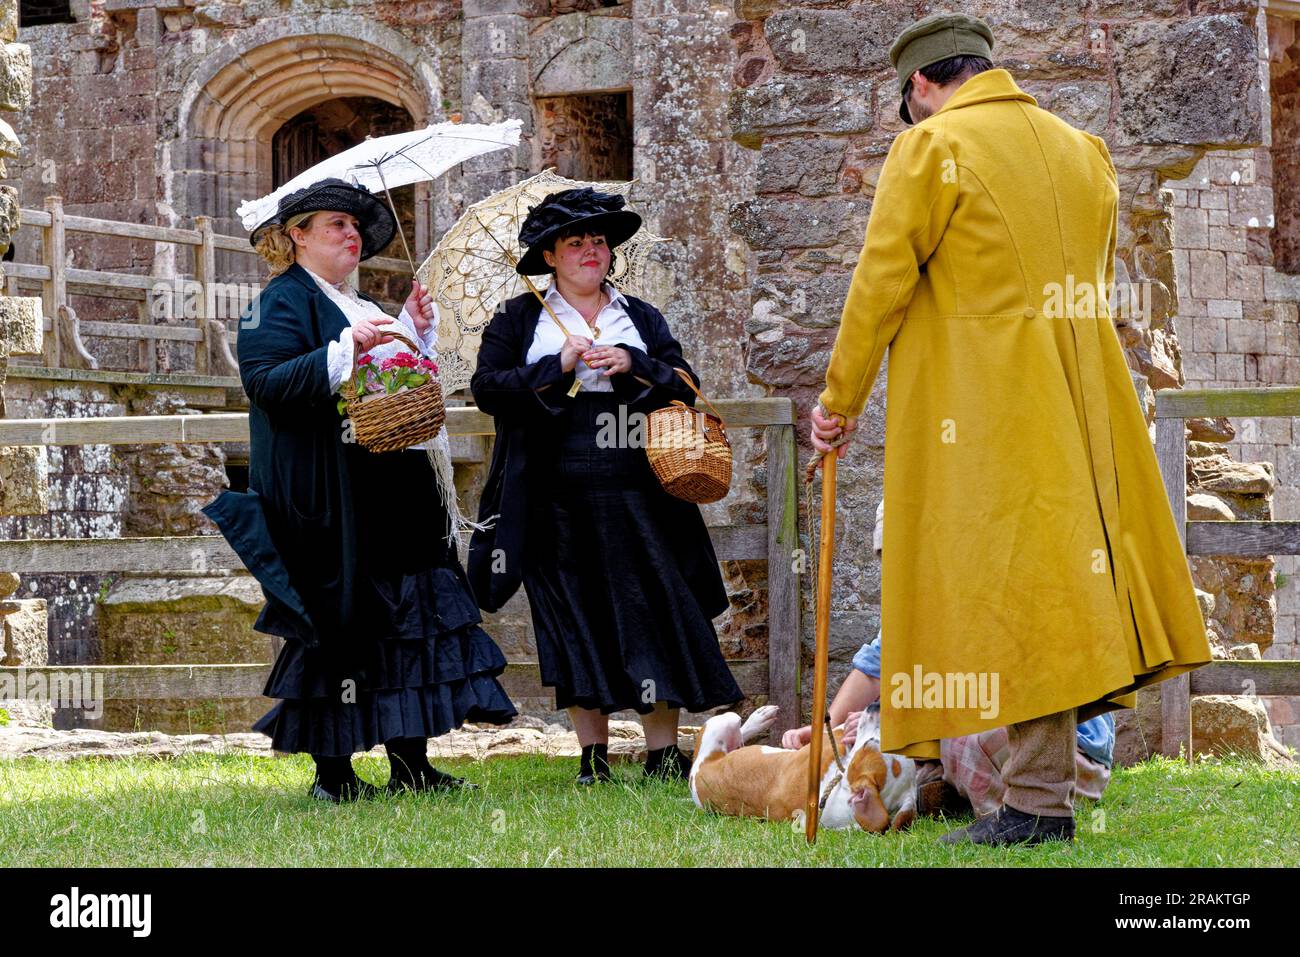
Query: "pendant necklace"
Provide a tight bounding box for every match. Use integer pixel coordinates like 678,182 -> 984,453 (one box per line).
584,290 -> 607,340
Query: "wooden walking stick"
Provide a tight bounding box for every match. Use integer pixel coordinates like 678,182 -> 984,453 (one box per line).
805,442 -> 838,844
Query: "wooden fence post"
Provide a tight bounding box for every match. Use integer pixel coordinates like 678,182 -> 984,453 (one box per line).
41,194 -> 66,367
1155,409 -> 1192,760
193,215 -> 215,375
766,423 -> 801,736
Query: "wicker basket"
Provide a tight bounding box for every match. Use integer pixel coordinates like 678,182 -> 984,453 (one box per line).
645,368 -> 732,504
339,325 -> 445,454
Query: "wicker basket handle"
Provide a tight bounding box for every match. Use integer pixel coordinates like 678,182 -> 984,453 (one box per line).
370,321 -> 422,356
671,367 -> 727,430
341,322 -> 428,400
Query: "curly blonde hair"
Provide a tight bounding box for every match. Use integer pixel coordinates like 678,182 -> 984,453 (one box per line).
253,211 -> 316,277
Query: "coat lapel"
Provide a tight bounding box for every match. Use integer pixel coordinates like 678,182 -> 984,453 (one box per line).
283,261 -> 349,346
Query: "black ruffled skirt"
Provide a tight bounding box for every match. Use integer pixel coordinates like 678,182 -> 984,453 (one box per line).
252,453 -> 517,756
521,392 -> 742,716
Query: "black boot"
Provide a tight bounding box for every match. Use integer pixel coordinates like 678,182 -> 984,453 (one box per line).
577,743 -> 611,785
643,744 -> 692,781
384,737 -> 479,794
310,754 -> 381,803
938,803 -> 1074,846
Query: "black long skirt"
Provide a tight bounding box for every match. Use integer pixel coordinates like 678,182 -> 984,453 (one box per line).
252,449 -> 517,756
521,392 -> 743,716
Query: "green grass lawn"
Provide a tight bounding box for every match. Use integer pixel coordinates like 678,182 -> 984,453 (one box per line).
1,753 -> 1296,867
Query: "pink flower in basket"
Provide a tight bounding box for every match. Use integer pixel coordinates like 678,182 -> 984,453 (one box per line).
337,347 -> 438,415
379,352 -> 420,372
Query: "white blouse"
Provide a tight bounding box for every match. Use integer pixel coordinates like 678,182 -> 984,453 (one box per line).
524,281 -> 646,392
303,264 -> 441,451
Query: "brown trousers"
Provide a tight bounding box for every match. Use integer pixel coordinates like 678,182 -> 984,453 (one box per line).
1002,706 -> 1078,817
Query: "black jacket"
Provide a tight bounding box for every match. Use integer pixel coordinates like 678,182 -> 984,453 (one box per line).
202,262 -> 447,664
467,290 -> 728,616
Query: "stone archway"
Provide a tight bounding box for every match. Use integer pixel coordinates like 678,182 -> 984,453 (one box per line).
168,17 -> 442,282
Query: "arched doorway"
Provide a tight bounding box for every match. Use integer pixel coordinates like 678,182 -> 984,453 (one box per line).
172,21 -> 438,291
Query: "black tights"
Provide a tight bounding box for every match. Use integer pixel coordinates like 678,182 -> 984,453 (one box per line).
311,738 -> 436,791
311,754 -> 361,793
384,737 -> 434,785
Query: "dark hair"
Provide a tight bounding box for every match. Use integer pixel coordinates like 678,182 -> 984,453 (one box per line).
543,227 -> 617,278
901,54 -> 994,103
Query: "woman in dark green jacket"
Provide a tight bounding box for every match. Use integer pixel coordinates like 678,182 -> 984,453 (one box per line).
204,178 -> 515,802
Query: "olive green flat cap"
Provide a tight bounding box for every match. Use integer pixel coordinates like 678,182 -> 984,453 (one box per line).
890,12 -> 995,124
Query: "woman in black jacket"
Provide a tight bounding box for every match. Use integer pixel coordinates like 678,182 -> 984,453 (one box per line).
203,178 -> 515,802
468,188 -> 741,783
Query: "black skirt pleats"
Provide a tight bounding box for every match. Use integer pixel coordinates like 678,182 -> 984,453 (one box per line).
521,392 -> 742,715
252,450 -> 516,756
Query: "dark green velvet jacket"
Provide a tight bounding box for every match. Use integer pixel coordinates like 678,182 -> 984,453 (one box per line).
202,262 -> 449,664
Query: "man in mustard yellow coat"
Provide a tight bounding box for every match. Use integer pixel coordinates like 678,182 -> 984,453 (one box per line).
812,13 -> 1211,846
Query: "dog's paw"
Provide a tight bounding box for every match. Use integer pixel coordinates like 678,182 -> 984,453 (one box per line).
740,704 -> 781,742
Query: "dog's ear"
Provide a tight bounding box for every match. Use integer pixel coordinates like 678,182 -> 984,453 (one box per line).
846,745 -> 887,794
846,747 -> 890,833
851,786 -> 891,833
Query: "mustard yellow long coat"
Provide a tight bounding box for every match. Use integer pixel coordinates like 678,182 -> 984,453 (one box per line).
819,69 -> 1211,758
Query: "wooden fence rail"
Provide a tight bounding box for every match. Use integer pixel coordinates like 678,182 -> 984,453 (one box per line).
1153,385 -> 1300,759
9,197 -> 410,374
0,398 -> 803,734
0,661 -> 773,706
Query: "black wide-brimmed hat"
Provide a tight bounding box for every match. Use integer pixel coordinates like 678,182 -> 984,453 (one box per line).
250,177 -> 397,261
515,187 -> 642,276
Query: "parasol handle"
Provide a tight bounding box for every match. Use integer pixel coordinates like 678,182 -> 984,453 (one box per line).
373,164 -> 417,274
805,446 -> 837,844
518,272 -> 574,338
517,272 -> 587,398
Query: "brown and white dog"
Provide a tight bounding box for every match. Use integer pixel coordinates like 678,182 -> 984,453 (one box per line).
689,706 -> 917,833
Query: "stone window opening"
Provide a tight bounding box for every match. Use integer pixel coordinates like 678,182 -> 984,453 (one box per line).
550,0 -> 627,12
18,0 -> 74,27
535,91 -> 633,183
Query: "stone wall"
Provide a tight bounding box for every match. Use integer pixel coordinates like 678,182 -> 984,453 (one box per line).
1153,11 -> 1300,751
0,373 -> 233,729
0,377 -> 128,673
5,0 -> 1296,745
1271,13 -> 1300,275
1168,147 -> 1300,751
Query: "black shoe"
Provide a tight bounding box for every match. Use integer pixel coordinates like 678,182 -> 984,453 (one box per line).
643,744 -> 692,781
938,803 -> 1074,846
577,743 -> 611,785
386,766 -> 481,795
308,775 -> 382,804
